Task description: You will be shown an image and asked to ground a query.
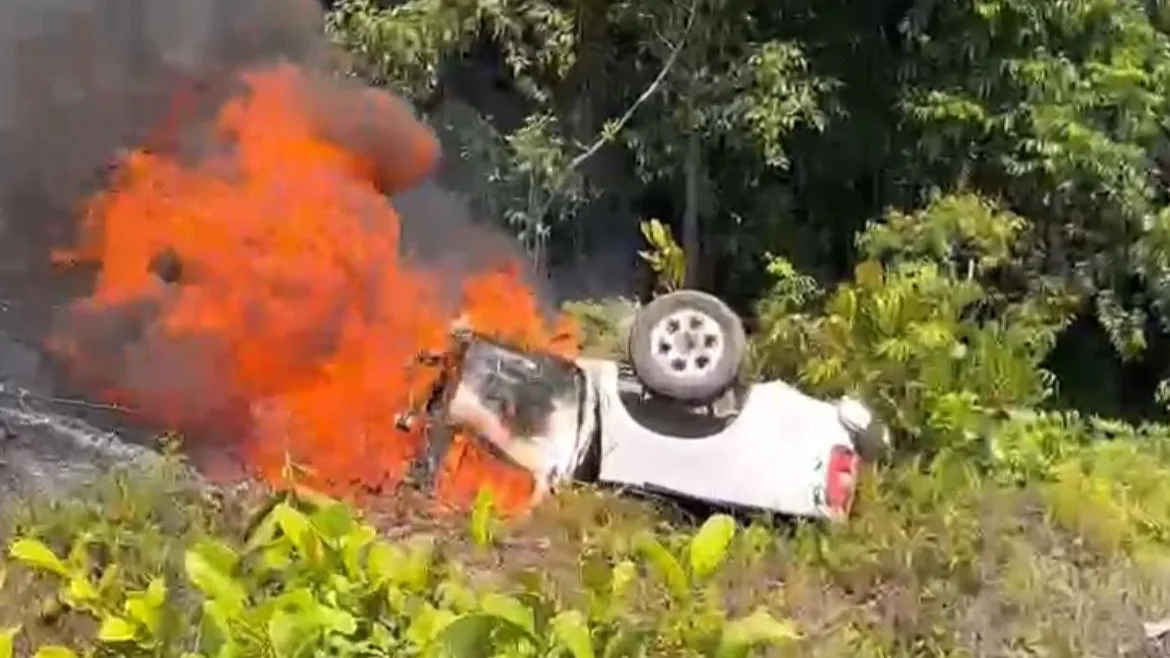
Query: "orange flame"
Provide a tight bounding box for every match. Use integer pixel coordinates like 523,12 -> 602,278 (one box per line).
50,64 -> 577,515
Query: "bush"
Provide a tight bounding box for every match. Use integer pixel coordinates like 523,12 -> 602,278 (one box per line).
738,192 -> 1170,655
0,474 -> 797,658
753,194 -> 1078,458
778,454 -> 1170,657
5,441 -> 1170,657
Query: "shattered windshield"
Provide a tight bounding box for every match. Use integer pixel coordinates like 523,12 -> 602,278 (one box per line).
456,339 -> 582,438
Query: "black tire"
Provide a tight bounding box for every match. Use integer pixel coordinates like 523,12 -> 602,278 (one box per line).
627,289 -> 746,403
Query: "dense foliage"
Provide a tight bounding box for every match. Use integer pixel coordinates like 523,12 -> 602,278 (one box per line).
0,478 -> 795,658
330,0 -> 1170,416
6,428 -> 1170,656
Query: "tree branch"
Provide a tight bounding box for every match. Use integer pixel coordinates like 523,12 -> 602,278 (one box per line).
534,0 -> 703,220
564,0 -> 701,173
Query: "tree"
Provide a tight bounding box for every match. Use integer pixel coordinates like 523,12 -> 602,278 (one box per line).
326,0 -> 1170,420
326,0 -> 830,289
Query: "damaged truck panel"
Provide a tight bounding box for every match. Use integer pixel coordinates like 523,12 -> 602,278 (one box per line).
436,338 -> 591,500
578,358 -> 858,519
401,289 -> 886,520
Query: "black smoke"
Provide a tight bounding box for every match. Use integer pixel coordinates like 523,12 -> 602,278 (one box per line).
0,0 -> 331,333
0,0 -> 543,449
0,0 -> 540,343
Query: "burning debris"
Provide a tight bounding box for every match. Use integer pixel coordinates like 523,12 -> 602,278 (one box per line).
47,65 -> 577,510
0,0 -> 576,514
0,0 -> 883,524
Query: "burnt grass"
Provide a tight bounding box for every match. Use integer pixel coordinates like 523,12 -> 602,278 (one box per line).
0,453 -> 1169,657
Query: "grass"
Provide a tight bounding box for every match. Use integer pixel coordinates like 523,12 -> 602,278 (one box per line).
1,444 -> 1169,657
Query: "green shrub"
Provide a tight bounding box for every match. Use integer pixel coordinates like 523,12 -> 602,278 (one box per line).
773,451 -> 1170,657
737,192 -> 1170,655
5,444 -> 1170,658
1,483 -> 796,658
753,194 -> 1078,458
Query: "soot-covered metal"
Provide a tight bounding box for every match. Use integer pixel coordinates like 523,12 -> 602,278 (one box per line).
458,339 -> 581,439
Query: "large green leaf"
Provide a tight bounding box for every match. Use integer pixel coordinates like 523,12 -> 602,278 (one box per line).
184,541 -> 247,611
0,626 -> 20,658
272,502 -> 321,561
64,576 -> 99,606
634,533 -> 689,600
268,610 -> 321,658
478,593 -> 536,636
405,603 -> 456,648
366,541 -> 407,585
551,611 -> 595,658
96,616 -> 137,643
429,612 -> 533,657
315,605 -> 358,635
309,502 -> 357,543
688,514 -> 737,579
340,522 -> 377,580
9,539 -> 69,577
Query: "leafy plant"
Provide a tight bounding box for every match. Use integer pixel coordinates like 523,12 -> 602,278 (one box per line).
754,194 -> 1077,457
4,484 -> 798,658
468,487 -> 498,549
625,515 -> 798,656
638,219 -> 687,294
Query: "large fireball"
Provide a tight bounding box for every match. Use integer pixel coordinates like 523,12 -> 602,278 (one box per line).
50,64 -> 577,514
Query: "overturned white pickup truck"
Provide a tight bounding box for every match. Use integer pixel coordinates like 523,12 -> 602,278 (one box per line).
397,289 -> 890,521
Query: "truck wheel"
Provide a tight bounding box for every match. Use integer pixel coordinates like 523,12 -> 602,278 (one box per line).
628,289 -> 746,403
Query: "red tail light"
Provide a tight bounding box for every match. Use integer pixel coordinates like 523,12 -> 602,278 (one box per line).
825,445 -> 859,518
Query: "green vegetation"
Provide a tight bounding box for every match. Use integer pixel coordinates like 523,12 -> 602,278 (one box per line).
0,472 -> 795,658
6,429 -> 1170,656
11,0 -> 1170,655
0,461 -> 801,657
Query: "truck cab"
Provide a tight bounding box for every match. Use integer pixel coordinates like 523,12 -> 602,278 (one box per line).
401,302 -> 888,521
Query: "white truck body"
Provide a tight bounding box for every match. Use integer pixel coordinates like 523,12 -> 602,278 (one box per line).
420,333 -> 887,521
545,357 -> 882,521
